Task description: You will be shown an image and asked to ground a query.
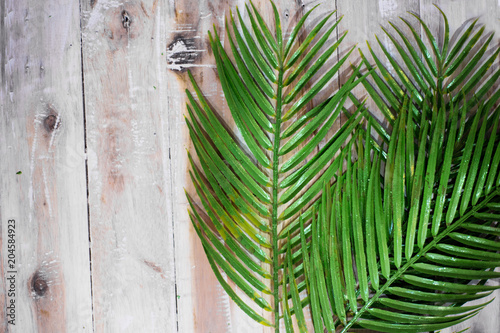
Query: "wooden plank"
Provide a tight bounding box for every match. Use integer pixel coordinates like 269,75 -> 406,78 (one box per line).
0,0 -> 93,332
80,0 -> 177,331
165,0 -> 236,331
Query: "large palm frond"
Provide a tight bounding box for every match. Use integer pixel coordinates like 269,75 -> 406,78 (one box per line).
185,1 -> 364,328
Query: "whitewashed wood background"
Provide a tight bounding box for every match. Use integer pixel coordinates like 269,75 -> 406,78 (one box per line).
1,0 -> 499,332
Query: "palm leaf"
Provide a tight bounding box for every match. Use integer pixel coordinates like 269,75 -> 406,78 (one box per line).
185,1 -> 363,329
287,9 -> 500,333
358,6 -> 500,127
186,3 -> 500,332
298,94 -> 500,332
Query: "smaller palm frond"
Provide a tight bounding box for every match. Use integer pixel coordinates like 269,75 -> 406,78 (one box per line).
358,6 -> 500,127
285,95 -> 500,332
280,9 -> 500,333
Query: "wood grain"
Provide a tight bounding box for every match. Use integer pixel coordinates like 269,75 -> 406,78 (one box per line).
0,0 -> 93,331
165,1 -> 240,332
80,0 -> 177,331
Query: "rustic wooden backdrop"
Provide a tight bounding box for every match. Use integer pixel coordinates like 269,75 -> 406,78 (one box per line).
1,0 -> 499,332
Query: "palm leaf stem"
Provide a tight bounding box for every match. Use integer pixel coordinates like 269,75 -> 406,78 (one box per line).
272,63 -> 285,332
340,188 -> 500,332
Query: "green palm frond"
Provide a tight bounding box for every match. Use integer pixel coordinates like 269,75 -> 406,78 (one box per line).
288,10 -> 500,331
298,96 -> 500,332
185,1 -> 363,329
186,2 -> 500,332
358,6 -> 500,126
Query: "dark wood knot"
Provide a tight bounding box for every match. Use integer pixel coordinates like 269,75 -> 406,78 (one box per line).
43,114 -> 58,132
122,10 -> 131,30
31,272 -> 48,297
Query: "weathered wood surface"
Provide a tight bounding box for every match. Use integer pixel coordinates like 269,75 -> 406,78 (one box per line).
0,0 -> 93,332
0,0 -> 499,332
80,0 -> 179,332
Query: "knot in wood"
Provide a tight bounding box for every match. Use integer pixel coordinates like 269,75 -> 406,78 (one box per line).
44,114 -> 58,132
32,272 -> 48,297
122,10 -> 131,30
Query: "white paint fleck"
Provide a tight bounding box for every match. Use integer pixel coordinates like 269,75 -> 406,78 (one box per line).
216,272 -> 233,332
169,29 -> 197,32
379,0 -> 398,18
42,167 -> 54,219
28,113 -> 40,226
168,63 -> 215,69
85,0 -> 121,29
30,116 -> 39,176
81,0 -> 121,58
200,12 -> 213,20
86,147 -> 102,208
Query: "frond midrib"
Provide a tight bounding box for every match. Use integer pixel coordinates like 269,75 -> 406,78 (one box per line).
271,59 -> 285,331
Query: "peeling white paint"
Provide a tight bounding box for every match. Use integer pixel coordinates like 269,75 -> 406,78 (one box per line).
42,167 -> 53,219
81,0 -> 121,59
217,272 -> 233,333
200,12 -> 213,20
167,63 -> 216,70
169,29 -> 197,32
48,114 -> 61,151
379,0 -> 398,18
85,0 -> 121,30
166,38 -> 209,71
28,113 -> 40,227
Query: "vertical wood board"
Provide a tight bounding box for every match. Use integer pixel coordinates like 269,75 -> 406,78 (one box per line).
0,0 -> 93,332
81,0 -> 177,331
